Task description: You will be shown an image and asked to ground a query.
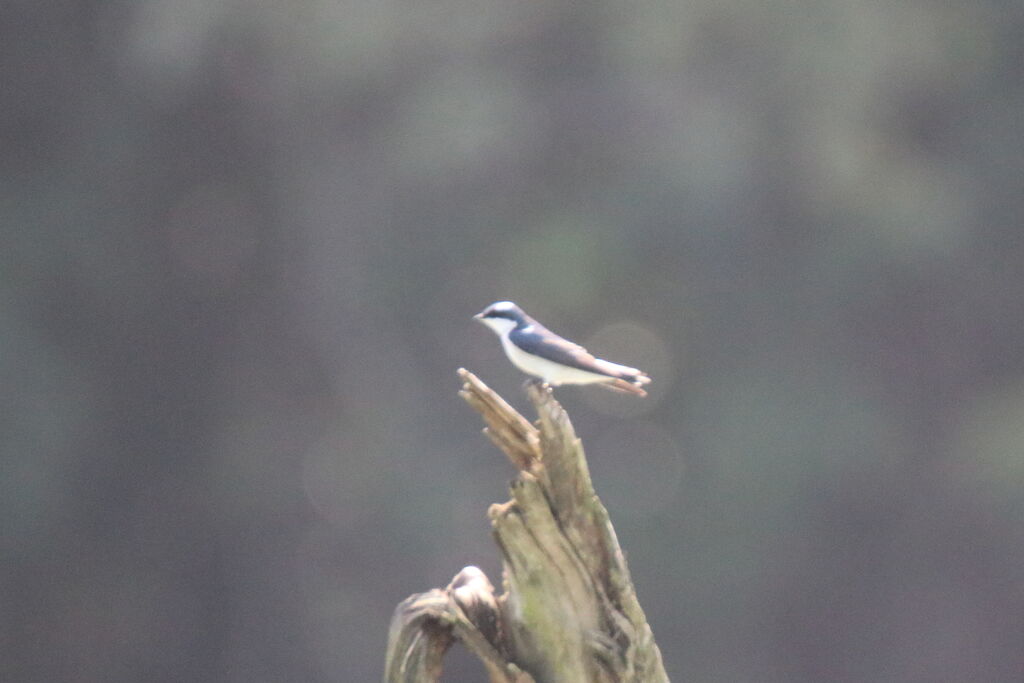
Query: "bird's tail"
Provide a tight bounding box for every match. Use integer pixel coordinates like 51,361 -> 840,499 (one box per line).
601,377 -> 650,397
591,359 -> 651,397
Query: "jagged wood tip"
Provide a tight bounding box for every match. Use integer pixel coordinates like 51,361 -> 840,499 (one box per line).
457,368 -> 541,469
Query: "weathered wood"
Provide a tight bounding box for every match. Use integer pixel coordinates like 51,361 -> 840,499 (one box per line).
384,370 -> 668,682
384,567 -> 533,683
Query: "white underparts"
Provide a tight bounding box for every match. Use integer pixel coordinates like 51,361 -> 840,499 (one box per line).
498,333 -> 620,385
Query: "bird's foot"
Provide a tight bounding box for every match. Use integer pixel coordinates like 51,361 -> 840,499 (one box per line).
523,378 -> 550,393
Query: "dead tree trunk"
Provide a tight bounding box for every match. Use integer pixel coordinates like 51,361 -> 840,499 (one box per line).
384,370 -> 669,683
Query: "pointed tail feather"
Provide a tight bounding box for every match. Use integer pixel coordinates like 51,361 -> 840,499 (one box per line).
601,378 -> 649,397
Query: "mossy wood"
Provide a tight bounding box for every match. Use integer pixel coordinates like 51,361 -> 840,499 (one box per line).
383,370 -> 668,683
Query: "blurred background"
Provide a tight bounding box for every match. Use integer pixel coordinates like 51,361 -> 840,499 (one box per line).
3,1 -> 1024,681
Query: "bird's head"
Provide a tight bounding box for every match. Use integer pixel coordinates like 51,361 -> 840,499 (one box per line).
474,301 -> 526,335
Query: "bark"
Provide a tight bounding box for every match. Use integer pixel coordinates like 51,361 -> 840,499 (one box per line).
384,370 -> 669,683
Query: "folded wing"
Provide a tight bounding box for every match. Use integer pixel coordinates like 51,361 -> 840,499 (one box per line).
510,325 -> 649,384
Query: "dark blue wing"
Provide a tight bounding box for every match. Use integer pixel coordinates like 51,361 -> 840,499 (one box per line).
509,325 -> 629,379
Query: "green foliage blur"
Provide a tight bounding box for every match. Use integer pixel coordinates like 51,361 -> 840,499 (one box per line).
4,1 -> 1023,681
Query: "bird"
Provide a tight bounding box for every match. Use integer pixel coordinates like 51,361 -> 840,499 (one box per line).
473,301 -> 651,396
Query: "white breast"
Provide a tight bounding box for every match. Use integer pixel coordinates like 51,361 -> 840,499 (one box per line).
497,333 -> 613,386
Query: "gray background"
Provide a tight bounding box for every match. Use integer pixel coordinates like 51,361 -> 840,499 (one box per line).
4,1 -> 1024,681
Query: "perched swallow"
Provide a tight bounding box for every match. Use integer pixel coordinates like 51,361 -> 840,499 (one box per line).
474,301 -> 651,396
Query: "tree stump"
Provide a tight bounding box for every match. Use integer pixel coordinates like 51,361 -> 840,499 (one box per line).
384,370 -> 669,683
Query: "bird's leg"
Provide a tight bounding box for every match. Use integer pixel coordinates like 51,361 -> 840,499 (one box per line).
523,378 -> 549,393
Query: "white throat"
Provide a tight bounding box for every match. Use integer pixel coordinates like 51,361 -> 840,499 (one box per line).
480,317 -> 518,336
